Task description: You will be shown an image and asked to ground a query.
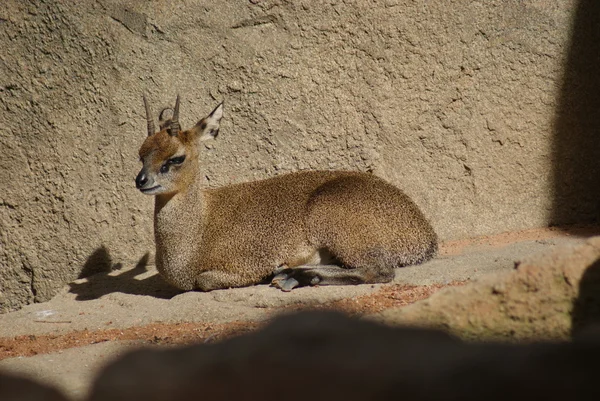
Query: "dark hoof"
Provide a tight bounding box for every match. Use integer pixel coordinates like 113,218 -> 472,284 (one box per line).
270,267 -> 322,291
270,272 -> 300,292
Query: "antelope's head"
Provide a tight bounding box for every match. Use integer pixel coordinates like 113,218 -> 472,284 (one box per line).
135,95 -> 223,196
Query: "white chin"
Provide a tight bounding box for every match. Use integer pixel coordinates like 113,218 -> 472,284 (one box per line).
140,186 -> 164,195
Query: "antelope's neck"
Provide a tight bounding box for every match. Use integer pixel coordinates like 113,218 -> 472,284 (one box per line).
152,179 -> 206,289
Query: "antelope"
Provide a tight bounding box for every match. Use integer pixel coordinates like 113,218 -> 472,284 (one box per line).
135,95 -> 438,292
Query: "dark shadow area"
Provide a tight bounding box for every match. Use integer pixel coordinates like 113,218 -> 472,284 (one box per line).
79,246 -> 114,279
554,224 -> 600,238
571,258 -> 600,337
69,248 -> 182,301
552,0 -> 600,225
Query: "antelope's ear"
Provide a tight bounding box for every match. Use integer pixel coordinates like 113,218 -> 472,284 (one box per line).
193,102 -> 223,141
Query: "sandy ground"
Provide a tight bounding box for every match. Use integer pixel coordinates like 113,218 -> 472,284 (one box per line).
0,225 -> 597,400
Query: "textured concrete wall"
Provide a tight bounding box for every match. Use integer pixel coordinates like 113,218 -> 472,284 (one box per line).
0,0 -> 592,312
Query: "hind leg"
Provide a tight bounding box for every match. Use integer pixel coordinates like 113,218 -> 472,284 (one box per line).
305,174 -> 438,275
270,264 -> 394,292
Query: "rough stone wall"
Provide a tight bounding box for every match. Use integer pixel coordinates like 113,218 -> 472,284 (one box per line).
0,0 -> 586,311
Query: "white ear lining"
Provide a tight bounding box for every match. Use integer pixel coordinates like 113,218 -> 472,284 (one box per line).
210,103 -> 224,121
199,120 -> 219,141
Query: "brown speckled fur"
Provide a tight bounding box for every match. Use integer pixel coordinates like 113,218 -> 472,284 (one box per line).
136,99 -> 438,292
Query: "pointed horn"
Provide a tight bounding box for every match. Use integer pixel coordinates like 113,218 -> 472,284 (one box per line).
168,95 -> 181,136
143,94 -> 156,137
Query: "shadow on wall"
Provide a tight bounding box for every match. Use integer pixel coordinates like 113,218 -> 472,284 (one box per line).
571,258 -> 600,337
78,246 -> 117,279
69,246 -> 181,300
552,0 -> 600,225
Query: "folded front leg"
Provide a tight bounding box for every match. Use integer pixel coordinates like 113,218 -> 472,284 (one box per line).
270,265 -> 371,292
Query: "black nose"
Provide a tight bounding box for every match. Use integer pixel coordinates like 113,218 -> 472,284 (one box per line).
135,171 -> 148,189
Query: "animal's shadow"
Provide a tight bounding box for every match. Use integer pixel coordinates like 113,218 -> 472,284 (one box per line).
68,246 -> 182,301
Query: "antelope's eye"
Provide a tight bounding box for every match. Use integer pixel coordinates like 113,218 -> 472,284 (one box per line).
169,155 -> 186,165
160,155 -> 185,174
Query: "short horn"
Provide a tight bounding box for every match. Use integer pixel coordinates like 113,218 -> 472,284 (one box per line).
143,94 -> 156,137
168,95 -> 181,137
